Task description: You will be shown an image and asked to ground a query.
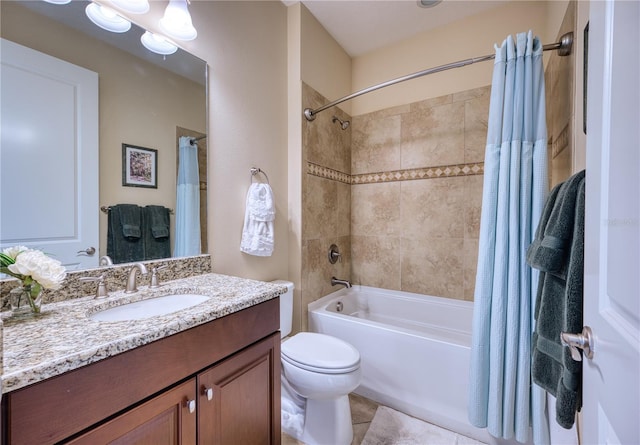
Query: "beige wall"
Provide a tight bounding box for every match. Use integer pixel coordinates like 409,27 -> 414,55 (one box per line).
1,2 -> 205,260
300,4 -> 353,116
282,4 -> 353,333
287,3 -> 304,335
127,1 -> 290,281
351,1 -> 552,116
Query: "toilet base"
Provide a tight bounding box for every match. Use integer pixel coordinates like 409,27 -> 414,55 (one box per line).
301,394 -> 353,445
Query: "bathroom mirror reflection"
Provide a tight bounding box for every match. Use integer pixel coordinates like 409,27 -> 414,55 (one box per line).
0,0 -> 207,270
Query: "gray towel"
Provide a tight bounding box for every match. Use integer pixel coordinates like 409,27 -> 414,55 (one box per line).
119,204 -> 142,239
527,170 -> 585,429
107,204 -> 145,264
143,205 -> 171,260
146,205 -> 170,239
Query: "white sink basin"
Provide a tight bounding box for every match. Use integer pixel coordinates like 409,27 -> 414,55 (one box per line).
89,294 -> 210,322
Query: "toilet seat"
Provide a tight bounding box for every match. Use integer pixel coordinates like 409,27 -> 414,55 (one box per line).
282,332 -> 360,374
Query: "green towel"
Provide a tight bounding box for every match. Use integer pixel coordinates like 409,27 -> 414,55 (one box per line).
527,170 -> 585,429
107,204 -> 145,264
143,205 -> 171,260
119,204 -> 142,239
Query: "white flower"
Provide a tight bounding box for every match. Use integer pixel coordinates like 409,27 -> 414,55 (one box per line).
8,249 -> 66,290
2,245 -> 30,260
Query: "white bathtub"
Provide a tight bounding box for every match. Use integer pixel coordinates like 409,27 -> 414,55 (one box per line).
308,286 -> 492,444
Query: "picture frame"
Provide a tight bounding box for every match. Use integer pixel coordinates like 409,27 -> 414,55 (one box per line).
122,144 -> 157,188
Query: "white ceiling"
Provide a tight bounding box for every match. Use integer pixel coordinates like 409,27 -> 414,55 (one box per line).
297,0 -> 509,57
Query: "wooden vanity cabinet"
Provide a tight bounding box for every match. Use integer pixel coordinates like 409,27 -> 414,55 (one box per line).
1,298 -> 281,445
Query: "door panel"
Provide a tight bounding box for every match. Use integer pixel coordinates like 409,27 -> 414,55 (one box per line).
198,334 -> 280,445
67,380 -> 197,444
0,38 -> 98,269
583,1 -> 640,444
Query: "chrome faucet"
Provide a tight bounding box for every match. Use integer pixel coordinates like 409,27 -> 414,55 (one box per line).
125,263 -> 148,293
331,276 -> 352,289
99,255 -> 113,266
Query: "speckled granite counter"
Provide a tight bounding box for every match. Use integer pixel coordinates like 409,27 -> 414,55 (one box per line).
1,273 -> 286,394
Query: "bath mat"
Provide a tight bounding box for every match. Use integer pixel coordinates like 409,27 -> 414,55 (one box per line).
361,406 -> 485,445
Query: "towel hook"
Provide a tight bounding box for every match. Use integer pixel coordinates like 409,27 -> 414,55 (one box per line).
250,167 -> 270,184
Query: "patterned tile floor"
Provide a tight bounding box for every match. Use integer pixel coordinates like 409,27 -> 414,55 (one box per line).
282,393 -> 379,445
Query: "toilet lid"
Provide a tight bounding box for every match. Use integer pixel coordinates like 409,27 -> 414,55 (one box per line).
281,332 -> 360,374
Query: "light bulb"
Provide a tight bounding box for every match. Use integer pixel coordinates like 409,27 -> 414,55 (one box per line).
85,2 -> 131,33
141,31 -> 178,55
159,0 -> 197,41
111,0 -> 150,15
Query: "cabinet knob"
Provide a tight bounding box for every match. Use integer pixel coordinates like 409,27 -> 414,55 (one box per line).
186,399 -> 196,414
203,387 -> 213,401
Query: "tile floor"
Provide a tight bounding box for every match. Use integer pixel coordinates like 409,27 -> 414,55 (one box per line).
281,393 -> 379,445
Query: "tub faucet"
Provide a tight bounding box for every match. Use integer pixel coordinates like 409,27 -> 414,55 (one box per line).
125,263 -> 148,293
331,277 -> 352,289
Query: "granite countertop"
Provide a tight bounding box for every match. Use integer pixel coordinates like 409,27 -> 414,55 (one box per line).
1,273 -> 286,394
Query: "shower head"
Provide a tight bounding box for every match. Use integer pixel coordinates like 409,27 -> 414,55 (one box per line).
332,115 -> 350,130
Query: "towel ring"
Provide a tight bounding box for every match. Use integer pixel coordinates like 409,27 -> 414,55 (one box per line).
250,167 -> 270,184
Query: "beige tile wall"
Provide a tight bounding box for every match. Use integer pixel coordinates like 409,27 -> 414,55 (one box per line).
301,83 -> 351,330
349,86 -> 489,301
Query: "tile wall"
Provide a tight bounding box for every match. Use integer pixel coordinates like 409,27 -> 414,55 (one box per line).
301,83 -> 490,326
349,87 -> 489,300
301,83 -> 352,330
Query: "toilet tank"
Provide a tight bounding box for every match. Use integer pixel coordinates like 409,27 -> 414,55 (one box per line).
271,280 -> 294,338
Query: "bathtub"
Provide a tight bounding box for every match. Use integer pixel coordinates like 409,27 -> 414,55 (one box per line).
308,286 -> 492,444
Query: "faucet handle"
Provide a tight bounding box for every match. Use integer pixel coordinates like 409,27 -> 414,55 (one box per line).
328,244 -> 342,264
79,274 -> 109,298
150,265 -> 168,288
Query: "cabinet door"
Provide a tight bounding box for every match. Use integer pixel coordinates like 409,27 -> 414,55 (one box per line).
198,333 -> 281,445
67,380 -> 197,445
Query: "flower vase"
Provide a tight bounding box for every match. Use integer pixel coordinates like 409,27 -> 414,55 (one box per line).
9,284 -> 43,318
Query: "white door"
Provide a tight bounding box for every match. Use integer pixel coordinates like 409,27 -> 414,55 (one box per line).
582,1 -> 639,444
0,39 -> 99,270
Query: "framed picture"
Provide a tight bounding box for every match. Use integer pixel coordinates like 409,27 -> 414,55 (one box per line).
122,144 -> 157,188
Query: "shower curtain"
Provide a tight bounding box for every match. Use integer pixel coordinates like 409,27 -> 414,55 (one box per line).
468,31 -> 549,444
174,136 -> 201,257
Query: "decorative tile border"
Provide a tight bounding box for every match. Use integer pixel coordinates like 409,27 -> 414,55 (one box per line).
306,162 -> 351,184
307,161 -> 484,185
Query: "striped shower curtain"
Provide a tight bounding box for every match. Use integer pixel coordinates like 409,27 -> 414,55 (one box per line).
468,31 -> 549,444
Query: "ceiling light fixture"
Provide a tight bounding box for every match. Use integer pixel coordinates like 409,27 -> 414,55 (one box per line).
85,2 -> 131,33
42,0 -> 72,4
417,0 -> 442,8
141,31 -> 178,55
159,0 -> 197,41
111,0 -> 150,15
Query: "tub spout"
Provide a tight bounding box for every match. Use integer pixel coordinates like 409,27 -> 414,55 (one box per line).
331,277 -> 352,289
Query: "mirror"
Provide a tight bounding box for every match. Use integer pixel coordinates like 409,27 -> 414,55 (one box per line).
0,0 -> 208,269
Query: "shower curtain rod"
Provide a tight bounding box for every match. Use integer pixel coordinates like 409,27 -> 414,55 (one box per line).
189,135 -> 207,146
304,32 -> 573,122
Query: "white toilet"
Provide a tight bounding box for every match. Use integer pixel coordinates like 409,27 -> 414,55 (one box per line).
274,280 -> 361,445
